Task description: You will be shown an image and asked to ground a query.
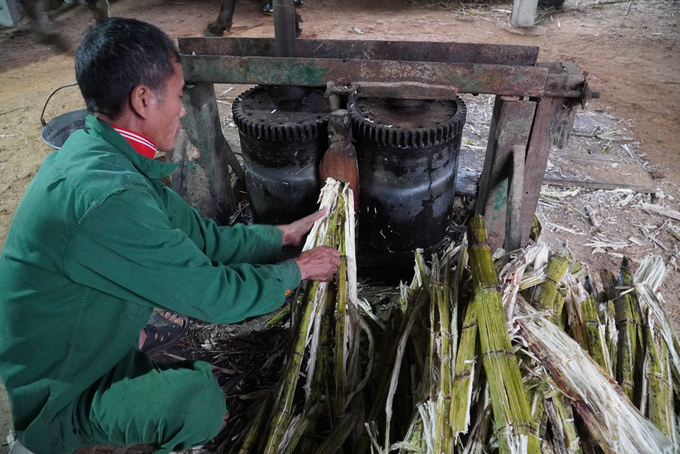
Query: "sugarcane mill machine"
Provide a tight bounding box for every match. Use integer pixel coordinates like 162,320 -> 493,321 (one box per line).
171,0 -> 598,278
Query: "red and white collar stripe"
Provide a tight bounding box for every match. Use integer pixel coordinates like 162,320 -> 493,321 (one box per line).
112,126 -> 157,159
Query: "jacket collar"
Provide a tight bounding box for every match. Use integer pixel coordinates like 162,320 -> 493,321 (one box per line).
85,114 -> 178,180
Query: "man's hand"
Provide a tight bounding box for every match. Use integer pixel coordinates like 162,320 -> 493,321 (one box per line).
294,246 -> 341,282
277,208 -> 327,247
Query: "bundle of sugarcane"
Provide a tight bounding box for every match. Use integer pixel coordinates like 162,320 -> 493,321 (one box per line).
220,178 -> 374,454
219,207 -> 680,454
360,215 -> 679,454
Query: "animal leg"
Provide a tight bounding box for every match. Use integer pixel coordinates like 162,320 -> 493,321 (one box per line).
205,0 -> 237,36
84,0 -> 110,21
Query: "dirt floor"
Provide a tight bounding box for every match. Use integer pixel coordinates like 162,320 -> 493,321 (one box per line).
1,0 -> 679,451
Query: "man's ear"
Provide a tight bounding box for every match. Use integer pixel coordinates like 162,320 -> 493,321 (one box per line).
129,85 -> 155,119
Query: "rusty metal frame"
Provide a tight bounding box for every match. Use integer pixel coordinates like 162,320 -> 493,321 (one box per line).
176,37 -> 593,247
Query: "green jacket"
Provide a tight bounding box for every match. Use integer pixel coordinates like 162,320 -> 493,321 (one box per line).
0,115 -> 301,452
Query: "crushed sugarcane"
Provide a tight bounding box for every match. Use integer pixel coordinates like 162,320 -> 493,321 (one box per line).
215,191 -> 680,454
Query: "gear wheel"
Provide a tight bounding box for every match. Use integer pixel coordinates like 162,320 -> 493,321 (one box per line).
232,86 -> 330,225
350,96 -> 467,267
232,86 -> 330,143
350,97 -> 467,148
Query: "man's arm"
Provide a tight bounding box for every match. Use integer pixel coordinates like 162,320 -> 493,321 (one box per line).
165,188 -> 341,280
164,187 -> 283,265
276,208 -> 342,281
66,189 -> 304,324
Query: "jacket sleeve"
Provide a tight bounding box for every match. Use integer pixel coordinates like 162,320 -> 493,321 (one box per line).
64,188 -> 301,324
163,186 -> 283,265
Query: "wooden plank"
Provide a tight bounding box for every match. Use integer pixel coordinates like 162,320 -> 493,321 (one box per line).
180,55 -> 549,97
178,37 -> 540,66
520,96 -> 561,247
543,178 -> 656,194
640,203 -> 680,221
476,96 -> 536,251
506,145 -> 526,251
173,82 -> 237,225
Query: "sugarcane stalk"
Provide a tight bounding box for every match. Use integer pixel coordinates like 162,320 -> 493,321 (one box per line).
545,388 -> 583,454
615,257 -> 644,406
450,301 -> 478,436
599,270 -> 618,301
356,308 -> 405,454
529,253 -> 570,324
514,295 -> 673,454
598,270 -> 618,370
334,253 -> 348,419
633,257 -> 680,409
343,303 -> 376,410
282,405 -> 323,454
431,258 -> 454,454
384,296 -> 428,453
461,383 -> 492,454
263,283 -> 320,454
530,214 -> 542,241
468,215 -> 539,453
427,276 -> 437,396
267,304 -> 291,326
603,299 -> 618,376
315,407 -> 363,454
299,284 -> 336,454
644,317 -> 674,438
264,183 -> 347,454
582,293 -> 612,375
238,392 -> 274,454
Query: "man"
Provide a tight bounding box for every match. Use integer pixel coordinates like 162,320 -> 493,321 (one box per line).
0,17 -> 340,453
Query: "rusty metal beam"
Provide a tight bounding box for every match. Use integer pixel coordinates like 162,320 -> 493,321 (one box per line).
178,37 -> 540,66
181,55 -> 548,97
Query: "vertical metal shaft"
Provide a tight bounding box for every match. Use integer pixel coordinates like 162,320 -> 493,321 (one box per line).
273,0 -> 296,57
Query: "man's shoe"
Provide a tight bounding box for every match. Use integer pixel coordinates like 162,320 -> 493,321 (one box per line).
262,1 -> 273,15
141,311 -> 189,355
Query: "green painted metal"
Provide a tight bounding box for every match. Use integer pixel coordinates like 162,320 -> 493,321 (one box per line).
178,37 -> 540,67
180,55 -> 548,97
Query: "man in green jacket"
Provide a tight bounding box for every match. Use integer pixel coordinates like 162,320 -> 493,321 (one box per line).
0,17 -> 340,453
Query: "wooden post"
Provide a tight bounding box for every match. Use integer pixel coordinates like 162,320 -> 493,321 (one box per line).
172,82 -> 240,225
520,96 -> 561,247
476,96 -> 536,252
519,62 -> 589,246
511,0 -> 539,28
506,145 -> 526,252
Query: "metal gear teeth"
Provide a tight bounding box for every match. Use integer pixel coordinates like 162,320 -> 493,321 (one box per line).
232,87 -> 328,142
350,97 -> 467,149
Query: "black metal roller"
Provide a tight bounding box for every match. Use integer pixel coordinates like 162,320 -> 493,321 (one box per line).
232,86 -> 330,225
350,96 -> 467,277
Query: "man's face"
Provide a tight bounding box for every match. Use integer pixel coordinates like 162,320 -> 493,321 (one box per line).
147,60 -> 186,152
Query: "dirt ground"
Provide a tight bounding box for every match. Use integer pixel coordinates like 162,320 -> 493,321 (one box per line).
0,0 -> 679,451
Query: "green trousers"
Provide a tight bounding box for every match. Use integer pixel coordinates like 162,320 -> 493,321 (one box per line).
71,350 -> 226,453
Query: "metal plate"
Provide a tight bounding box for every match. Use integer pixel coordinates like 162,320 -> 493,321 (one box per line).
181,55 -> 548,97
178,37 -> 540,66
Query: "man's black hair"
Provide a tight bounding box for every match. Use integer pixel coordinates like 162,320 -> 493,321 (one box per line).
75,17 -> 181,120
